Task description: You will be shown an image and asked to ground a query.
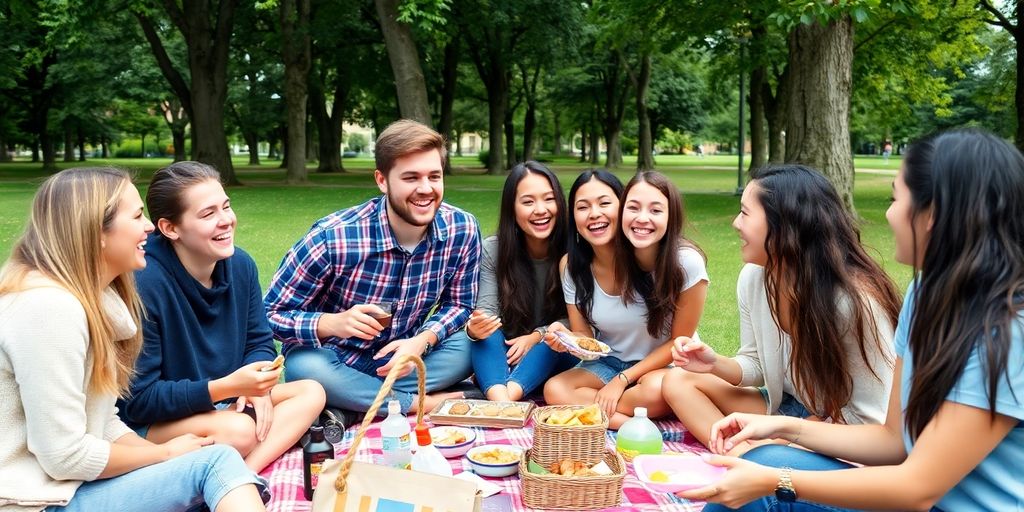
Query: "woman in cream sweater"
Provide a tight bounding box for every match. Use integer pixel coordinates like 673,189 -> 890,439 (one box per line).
0,168 -> 265,512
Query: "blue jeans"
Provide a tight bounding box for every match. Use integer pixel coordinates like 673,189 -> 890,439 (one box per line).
703,445 -> 856,512
285,330 -> 473,414
576,355 -> 638,384
471,330 -> 579,397
45,445 -> 264,512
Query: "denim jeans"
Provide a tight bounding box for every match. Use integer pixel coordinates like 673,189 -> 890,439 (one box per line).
45,444 -> 264,512
470,330 -> 579,397
703,444 -> 856,512
285,330 -> 473,414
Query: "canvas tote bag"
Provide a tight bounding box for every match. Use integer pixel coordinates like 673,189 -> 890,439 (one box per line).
311,354 -> 479,512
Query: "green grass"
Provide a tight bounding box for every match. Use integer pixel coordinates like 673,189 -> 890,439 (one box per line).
0,156 -> 911,356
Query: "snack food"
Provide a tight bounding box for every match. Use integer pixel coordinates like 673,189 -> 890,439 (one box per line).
481,405 -> 501,417
542,404 -> 602,426
501,405 -> 525,418
552,331 -> 611,360
549,458 -> 600,477
432,428 -> 469,446
448,401 -> 471,415
470,447 -> 520,464
575,337 -> 603,352
260,355 -> 284,372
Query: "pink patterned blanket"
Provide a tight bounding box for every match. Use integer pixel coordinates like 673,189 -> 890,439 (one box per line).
259,417 -> 708,512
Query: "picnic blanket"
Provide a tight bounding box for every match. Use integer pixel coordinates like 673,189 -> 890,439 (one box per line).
259,417 -> 708,512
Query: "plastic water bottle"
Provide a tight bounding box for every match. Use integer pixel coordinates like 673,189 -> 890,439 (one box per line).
615,407 -> 663,461
380,400 -> 412,469
410,424 -> 452,476
303,425 -> 334,500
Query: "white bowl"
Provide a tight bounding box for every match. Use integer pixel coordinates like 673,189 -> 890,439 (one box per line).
430,426 -> 477,458
465,444 -> 524,477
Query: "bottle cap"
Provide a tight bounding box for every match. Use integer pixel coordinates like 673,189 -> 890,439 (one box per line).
634,407 -> 648,418
388,400 -> 401,415
415,424 -> 432,446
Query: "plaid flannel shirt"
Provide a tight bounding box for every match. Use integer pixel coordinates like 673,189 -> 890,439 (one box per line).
264,195 -> 481,365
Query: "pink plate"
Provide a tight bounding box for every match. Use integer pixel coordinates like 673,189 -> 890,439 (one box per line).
633,454 -> 727,493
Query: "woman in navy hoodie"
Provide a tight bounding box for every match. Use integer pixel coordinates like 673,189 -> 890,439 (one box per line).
118,161 -> 325,472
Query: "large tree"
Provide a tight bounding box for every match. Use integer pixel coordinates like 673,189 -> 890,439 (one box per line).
136,0 -> 240,184
280,0 -> 311,182
978,1 -> 1024,150
374,0 -> 432,125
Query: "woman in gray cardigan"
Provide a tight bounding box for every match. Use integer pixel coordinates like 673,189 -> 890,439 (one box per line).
662,164 -> 902,455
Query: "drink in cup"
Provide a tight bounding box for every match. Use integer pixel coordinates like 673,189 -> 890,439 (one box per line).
370,301 -> 394,329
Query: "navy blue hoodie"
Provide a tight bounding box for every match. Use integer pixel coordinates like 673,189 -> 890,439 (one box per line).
118,233 -> 278,428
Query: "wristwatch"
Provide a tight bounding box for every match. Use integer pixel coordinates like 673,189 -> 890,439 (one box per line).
774,466 -> 796,502
533,325 -> 548,338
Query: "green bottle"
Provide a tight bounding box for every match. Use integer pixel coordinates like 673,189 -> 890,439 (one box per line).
615,407 -> 663,461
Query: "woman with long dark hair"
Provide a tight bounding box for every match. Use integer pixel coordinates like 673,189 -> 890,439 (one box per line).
662,164 -> 901,453
467,161 -> 579,401
685,129 -> 1024,511
544,170 -> 709,429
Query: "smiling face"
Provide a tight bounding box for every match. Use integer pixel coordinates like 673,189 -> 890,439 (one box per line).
514,172 -> 559,244
732,180 -> 769,265
102,184 -> 154,280
573,178 -> 620,248
158,178 -> 237,266
621,181 -> 669,250
886,165 -> 931,267
376,149 -> 444,230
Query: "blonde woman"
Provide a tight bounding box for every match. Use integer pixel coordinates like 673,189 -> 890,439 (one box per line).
0,168 -> 266,512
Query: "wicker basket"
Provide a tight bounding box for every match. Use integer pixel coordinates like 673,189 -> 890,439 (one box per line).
530,405 -> 610,468
520,448 -> 626,510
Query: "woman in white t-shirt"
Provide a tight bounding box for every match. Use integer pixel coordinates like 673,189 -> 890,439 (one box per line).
662,164 -> 902,455
544,170 -> 709,429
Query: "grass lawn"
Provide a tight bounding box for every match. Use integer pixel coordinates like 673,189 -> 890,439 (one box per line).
0,155 -> 912,356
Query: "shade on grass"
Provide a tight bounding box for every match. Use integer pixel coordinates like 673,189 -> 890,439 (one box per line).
0,155 -> 911,356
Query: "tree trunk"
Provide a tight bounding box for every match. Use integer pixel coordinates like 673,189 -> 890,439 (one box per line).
579,129 -> 587,162
136,2 -> 239,184
244,131 -> 260,165
306,117 -> 318,162
160,99 -> 189,162
504,100 -> 515,169
171,129 -> 186,162
602,53 -> 629,169
764,68 -> 787,164
31,142 -> 40,162
523,102 -> 537,162
748,66 -> 768,173
77,125 -> 86,161
454,129 -> 462,156
140,133 -> 147,158
635,53 -> 654,171
278,124 -> 289,168
785,16 -> 856,213
485,80 -> 507,174
589,120 -> 600,165
375,0 -> 432,125
101,137 -> 109,158
311,67 -> 348,174
63,122 -> 75,162
41,131 -> 56,172
281,0 -> 311,183
0,133 -> 9,162
438,38 -> 459,175
267,139 -> 279,160
553,111 -> 562,156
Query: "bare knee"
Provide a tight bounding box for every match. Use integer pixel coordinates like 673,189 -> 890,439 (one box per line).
543,376 -> 571,405
214,413 -> 258,455
661,368 -> 702,401
291,379 -> 326,409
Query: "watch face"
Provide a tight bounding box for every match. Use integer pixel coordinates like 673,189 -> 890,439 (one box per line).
775,487 -> 797,503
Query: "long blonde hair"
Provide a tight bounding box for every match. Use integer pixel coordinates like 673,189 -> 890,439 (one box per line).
0,167 -> 143,397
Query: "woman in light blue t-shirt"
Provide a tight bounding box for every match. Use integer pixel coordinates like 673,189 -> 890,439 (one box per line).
544,170 -> 709,430
685,128 -> 1024,512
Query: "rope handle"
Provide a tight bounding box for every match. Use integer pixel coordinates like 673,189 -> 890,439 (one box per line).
334,353 -> 426,492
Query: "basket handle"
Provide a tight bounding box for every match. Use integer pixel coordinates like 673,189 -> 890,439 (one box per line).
333,353 -> 427,492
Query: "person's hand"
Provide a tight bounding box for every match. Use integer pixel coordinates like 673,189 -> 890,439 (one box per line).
505,333 -> 540,365
542,321 -> 570,352
467,310 -> 501,340
373,336 -> 430,377
709,413 -> 796,454
595,379 -> 627,419
676,454 -> 777,508
236,394 -> 275,442
318,304 -> 389,340
223,361 -> 281,397
671,337 -> 718,373
161,433 -> 215,460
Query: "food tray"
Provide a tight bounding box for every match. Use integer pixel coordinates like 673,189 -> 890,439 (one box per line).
427,398 -> 535,428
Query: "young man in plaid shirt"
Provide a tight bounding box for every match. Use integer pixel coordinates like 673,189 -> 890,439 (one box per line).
264,120 -> 481,415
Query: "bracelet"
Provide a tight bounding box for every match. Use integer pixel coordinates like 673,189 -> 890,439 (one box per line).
791,422 -> 803,445
533,326 -> 548,338
616,372 -> 630,385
